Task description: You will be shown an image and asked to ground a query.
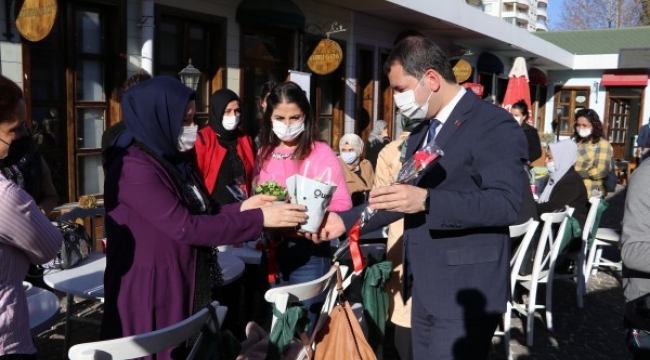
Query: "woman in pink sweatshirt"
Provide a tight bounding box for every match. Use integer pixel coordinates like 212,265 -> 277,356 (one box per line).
255,81 -> 351,326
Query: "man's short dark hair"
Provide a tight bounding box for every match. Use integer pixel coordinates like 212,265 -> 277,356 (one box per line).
384,36 -> 456,84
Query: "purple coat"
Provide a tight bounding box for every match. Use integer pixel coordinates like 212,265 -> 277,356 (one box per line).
101,146 -> 263,359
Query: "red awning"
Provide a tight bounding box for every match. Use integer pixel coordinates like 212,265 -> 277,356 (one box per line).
601,74 -> 649,87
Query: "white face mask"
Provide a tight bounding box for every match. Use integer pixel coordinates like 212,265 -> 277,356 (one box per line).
546,161 -> 557,174
393,78 -> 433,120
272,120 -> 305,142
340,151 -> 358,164
513,116 -> 522,124
578,128 -> 592,138
222,115 -> 240,131
177,123 -> 198,152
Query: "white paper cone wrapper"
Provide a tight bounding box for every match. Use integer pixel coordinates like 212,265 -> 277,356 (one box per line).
285,174 -> 298,204
294,174 -> 336,233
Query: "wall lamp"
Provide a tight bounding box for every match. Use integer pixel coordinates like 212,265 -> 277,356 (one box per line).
592,81 -> 600,103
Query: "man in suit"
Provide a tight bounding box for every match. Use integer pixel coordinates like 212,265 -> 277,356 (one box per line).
312,36 -> 527,359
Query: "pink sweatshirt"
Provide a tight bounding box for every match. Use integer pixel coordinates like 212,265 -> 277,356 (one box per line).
255,142 -> 352,212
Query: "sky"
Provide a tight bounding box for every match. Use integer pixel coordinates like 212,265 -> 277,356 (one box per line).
547,0 -> 563,30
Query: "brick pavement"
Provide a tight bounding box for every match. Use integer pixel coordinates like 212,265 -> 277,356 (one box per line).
32,186 -> 631,359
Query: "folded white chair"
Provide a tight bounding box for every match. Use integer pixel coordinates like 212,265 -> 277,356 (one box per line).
67,301 -> 226,360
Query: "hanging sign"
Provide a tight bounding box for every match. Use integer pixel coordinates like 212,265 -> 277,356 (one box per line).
15,0 -> 58,42
452,59 -> 472,84
307,39 -> 343,76
463,82 -> 484,97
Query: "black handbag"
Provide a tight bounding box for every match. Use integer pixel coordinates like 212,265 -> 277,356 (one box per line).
604,167 -> 617,192
42,222 -> 92,270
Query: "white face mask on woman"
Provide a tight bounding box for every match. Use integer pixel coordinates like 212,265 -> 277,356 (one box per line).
272,120 -> 305,142
578,128 -> 592,138
222,115 -> 240,131
393,77 -> 433,120
177,123 -> 198,151
340,151 -> 358,164
546,161 -> 557,173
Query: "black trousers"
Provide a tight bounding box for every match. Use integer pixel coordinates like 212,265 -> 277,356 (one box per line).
411,293 -> 501,360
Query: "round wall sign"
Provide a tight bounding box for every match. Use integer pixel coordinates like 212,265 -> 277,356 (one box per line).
575,95 -> 587,103
452,59 -> 472,83
307,39 -> 344,76
14,0 -> 58,42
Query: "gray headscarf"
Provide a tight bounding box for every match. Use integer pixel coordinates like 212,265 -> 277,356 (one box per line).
368,120 -> 388,144
538,140 -> 578,204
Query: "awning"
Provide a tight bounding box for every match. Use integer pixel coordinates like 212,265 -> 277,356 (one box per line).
236,0 -> 305,31
477,52 -> 504,74
529,67 -> 547,86
601,74 -> 649,87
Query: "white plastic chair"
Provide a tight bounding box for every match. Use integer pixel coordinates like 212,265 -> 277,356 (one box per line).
68,301 -> 227,360
550,197 -> 603,310
495,218 -> 539,360
512,207 -> 573,346
265,263 -> 350,333
586,228 -> 622,276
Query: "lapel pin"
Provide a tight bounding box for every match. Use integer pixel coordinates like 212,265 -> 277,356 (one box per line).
454,120 -> 461,127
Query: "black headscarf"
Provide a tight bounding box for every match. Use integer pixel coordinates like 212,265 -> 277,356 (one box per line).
207,89 -> 245,204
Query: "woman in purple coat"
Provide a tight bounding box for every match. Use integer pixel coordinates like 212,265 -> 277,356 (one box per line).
100,76 -> 306,359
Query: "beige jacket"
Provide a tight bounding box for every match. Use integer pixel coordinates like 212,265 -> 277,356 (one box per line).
339,158 -> 375,194
373,131 -> 412,328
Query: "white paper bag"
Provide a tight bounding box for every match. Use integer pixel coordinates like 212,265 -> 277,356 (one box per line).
294,174 -> 336,233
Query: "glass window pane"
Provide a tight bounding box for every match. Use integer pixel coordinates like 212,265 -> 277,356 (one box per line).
78,155 -> 104,195
559,92 -> 569,103
76,11 -> 103,54
77,60 -> 104,101
320,79 -> 333,115
77,108 -> 104,149
318,117 -> 332,145
159,21 -> 181,68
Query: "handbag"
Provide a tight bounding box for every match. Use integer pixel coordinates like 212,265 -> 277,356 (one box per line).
190,303 -> 240,360
313,267 -> 377,360
41,222 -> 92,270
604,166 -> 617,192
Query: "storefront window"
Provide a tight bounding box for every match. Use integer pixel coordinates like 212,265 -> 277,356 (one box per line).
553,87 -> 589,136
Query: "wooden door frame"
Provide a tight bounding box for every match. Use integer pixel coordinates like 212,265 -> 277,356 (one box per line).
603,87 -> 646,160
378,48 -> 394,138
66,1 -> 125,200
355,44 -> 375,143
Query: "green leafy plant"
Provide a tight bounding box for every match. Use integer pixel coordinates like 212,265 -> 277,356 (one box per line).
254,180 -> 288,201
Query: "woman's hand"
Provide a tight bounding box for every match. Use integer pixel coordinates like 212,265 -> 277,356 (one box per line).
261,203 -> 307,228
241,194 -> 277,211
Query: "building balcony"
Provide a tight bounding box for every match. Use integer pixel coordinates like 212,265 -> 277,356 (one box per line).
502,0 -> 531,9
537,8 -> 547,18
502,10 -> 531,22
536,22 -> 548,31
538,0 -> 548,5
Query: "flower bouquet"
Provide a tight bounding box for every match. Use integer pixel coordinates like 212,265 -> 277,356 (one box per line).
286,162 -> 337,233
333,139 -> 444,271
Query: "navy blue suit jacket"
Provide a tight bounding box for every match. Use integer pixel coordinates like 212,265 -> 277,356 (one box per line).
342,92 -> 527,319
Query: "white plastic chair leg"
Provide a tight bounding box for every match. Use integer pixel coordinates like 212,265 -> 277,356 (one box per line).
526,282 -> 538,346
545,272 -> 554,332
503,303 -> 512,360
